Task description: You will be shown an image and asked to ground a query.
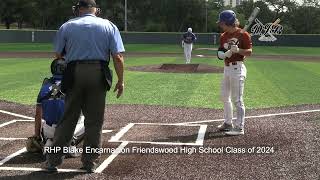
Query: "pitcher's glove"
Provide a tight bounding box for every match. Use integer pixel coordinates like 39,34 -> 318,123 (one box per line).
26,135 -> 43,153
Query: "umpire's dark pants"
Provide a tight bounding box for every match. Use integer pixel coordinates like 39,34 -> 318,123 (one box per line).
47,61 -> 106,168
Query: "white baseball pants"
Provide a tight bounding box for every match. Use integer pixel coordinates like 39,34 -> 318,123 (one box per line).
184,43 -> 193,64
220,62 -> 247,129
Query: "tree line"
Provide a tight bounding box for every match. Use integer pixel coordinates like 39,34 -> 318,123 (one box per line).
0,0 -> 319,34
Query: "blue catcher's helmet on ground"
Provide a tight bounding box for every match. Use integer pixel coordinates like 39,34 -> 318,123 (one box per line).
51,58 -> 66,79
217,10 -> 236,26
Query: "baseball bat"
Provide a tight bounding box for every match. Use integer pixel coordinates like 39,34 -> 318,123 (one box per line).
234,7 -> 260,45
241,7 -> 260,33
266,18 -> 280,34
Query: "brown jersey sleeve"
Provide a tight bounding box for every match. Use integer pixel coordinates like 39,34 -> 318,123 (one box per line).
240,32 -> 252,49
219,33 -> 226,50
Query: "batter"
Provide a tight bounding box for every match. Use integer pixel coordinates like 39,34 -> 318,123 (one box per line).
216,10 -> 252,135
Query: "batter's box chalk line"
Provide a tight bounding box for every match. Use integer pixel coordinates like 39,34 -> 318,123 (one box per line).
178,109 -> 320,125
0,110 -> 34,120
109,123 -> 207,146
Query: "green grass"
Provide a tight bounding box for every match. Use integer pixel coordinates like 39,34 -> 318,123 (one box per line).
0,43 -> 53,52
1,57 -> 320,109
251,46 -> 320,56
0,43 -> 320,56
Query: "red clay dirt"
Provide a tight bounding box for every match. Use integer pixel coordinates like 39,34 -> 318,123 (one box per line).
0,100 -> 319,179
127,64 -> 224,73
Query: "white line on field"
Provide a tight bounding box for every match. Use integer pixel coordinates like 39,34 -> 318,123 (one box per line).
0,147 -> 86,173
0,119 -> 34,129
108,140 -> 203,146
94,141 -> 129,173
109,123 -> 206,146
102,130 -> 113,133
0,120 -> 16,128
134,122 -> 202,126
0,110 -> 33,120
0,167 -> 87,173
0,148 -> 27,166
195,125 -> 207,145
109,123 -> 134,142
180,109 -> 320,125
0,138 -> 27,141
16,119 -> 34,122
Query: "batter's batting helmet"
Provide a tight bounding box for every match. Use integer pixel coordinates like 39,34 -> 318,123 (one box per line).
51,58 -> 66,76
217,10 -> 236,26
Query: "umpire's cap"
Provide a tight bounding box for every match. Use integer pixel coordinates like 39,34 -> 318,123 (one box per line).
51,58 -> 66,77
75,0 -> 97,8
217,10 -> 236,26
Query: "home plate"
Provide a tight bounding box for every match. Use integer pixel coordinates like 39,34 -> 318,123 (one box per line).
196,55 -> 204,57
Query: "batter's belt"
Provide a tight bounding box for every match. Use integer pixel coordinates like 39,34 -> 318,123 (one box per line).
226,60 -> 244,66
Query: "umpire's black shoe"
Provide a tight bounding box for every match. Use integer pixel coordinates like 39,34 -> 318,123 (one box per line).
65,145 -> 80,158
46,163 -> 58,173
47,166 -> 58,173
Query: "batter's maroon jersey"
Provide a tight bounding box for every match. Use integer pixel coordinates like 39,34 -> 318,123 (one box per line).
219,28 -> 252,65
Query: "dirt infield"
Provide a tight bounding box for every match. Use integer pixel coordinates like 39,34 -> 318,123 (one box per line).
1,52 -> 320,62
0,100 -> 319,179
127,64 -> 224,73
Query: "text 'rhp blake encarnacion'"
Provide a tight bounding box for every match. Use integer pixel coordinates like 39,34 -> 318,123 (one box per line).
44,146 -> 275,155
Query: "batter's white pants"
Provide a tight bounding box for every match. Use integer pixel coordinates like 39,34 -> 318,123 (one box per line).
220,62 -> 247,129
184,43 -> 193,64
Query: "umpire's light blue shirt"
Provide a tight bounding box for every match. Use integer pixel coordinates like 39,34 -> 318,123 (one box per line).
54,14 -> 125,63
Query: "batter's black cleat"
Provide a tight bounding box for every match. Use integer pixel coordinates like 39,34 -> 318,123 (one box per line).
225,127 -> 244,136
217,123 -> 233,131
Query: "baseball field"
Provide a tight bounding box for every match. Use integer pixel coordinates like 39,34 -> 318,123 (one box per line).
0,43 -> 319,179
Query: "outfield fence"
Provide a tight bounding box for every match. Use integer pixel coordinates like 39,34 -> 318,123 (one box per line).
0,30 -> 319,47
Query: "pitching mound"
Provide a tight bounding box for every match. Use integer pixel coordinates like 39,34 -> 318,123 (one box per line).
127,64 -> 224,73
195,47 -> 218,51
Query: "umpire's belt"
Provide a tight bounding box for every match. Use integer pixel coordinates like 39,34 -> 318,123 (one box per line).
69,60 -> 105,65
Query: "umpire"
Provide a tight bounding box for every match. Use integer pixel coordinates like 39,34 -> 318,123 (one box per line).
46,0 -> 125,173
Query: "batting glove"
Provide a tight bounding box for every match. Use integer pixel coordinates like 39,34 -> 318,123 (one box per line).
230,45 -> 240,53
225,50 -> 233,58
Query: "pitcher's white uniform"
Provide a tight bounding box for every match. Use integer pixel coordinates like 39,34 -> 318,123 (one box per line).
219,29 -> 252,130
182,28 -> 197,64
